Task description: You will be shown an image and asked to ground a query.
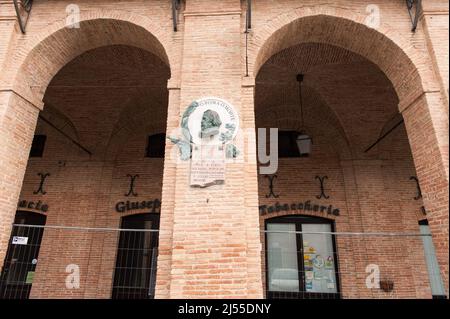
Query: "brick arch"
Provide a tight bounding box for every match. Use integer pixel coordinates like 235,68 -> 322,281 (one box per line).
16,209 -> 48,217
262,212 -> 338,223
9,10 -> 174,107
250,6 -> 437,108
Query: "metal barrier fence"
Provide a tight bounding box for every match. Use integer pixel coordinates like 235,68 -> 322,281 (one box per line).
262,226 -> 446,299
0,223 -> 159,299
0,223 -> 446,299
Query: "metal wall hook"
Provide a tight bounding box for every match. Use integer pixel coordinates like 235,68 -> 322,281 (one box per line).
410,176 -> 422,200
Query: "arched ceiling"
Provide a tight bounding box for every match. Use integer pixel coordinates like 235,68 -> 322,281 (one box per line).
42,44 -> 169,158
255,42 -> 401,159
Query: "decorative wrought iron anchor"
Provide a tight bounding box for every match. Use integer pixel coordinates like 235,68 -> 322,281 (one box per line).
315,176 -> 330,199
33,173 -> 50,195
265,175 -> 279,198
125,174 -> 139,197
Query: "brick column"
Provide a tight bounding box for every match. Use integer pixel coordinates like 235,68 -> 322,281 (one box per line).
0,0 -> 38,269
401,91 -> 449,296
421,1 -> 449,107
0,90 -> 42,264
155,80 -> 181,299
339,160 -> 369,298
241,76 -> 263,298
166,0 -> 262,298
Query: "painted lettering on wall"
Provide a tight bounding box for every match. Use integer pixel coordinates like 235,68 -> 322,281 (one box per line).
18,200 -> 49,213
115,199 -> 161,213
259,200 -> 340,216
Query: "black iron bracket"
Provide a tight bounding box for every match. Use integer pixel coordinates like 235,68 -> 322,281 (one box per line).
265,175 -> 279,198
172,0 -> 181,32
410,176 -> 422,200
33,173 -> 50,195
420,206 -> 427,215
364,119 -> 404,153
246,0 -> 252,32
406,0 -> 422,32
39,114 -> 92,156
13,0 -> 33,34
315,176 -> 330,199
125,174 -> 139,197
244,0 -> 252,77
410,176 -> 426,215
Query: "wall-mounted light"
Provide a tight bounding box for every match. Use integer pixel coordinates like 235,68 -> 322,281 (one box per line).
380,280 -> 394,292
296,74 -> 312,156
296,133 -> 312,156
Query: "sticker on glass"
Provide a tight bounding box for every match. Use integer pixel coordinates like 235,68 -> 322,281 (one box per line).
26,271 -> 34,284
12,236 -> 28,245
313,255 -> 324,269
305,271 -> 314,281
325,256 -> 334,269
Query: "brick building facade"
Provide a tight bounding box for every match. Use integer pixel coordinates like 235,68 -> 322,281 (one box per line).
0,0 -> 448,299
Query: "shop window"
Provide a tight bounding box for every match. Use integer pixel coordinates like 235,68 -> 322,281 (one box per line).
29,135 -> 46,158
278,131 -> 301,158
265,215 -> 340,299
419,220 -> 446,299
145,133 -> 166,158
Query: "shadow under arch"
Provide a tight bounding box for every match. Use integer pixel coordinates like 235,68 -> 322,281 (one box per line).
255,99 -> 352,161
104,96 -> 168,162
37,103 -> 80,142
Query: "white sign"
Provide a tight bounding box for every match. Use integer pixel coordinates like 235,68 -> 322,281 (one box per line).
12,236 -> 28,245
190,145 -> 226,187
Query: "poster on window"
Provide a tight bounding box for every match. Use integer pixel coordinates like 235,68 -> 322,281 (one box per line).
302,224 -> 337,293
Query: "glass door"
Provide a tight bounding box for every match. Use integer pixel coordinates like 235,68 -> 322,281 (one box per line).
0,211 -> 47,299
267,223 -> 300,294
265,215 -> 340,299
